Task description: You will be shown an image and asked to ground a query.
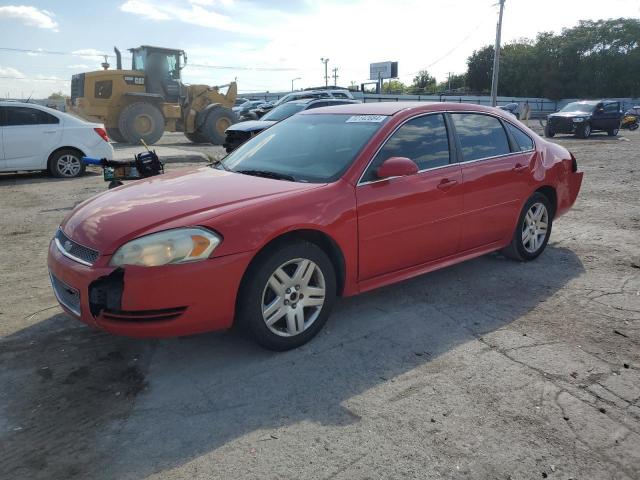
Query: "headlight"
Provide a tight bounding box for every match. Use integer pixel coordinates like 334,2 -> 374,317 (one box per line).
110,228 -> 221,267
572,117 -> 584,122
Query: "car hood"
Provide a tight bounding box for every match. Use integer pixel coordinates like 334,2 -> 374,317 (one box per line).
61,167 -> 319,254
549,112 -> 591,118
226,120 -> 276,132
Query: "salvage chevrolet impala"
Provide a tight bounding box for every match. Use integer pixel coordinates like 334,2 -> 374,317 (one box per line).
48,102 -> 583,350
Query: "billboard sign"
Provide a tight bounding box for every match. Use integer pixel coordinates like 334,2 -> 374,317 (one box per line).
369,61 -> 398,80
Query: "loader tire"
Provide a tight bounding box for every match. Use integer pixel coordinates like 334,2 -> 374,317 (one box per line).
200,107 -> 237,145
184,131 -> 207,143
106,128 -> 127,143
118,102 -> 165,145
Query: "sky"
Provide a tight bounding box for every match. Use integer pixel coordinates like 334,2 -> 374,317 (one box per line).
0,0 -> 639,98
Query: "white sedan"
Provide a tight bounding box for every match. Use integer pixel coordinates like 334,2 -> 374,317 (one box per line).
0,101 -> 113,178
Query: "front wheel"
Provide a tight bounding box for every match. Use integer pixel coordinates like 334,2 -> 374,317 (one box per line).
575,123 -> 591,139
501,192 -> 553,261
544,125 -> 555,138
200,107 -> 237,145
236,241 -> 337,350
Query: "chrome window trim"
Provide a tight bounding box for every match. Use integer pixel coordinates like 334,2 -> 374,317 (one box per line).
356,109 -> 534,186
54,235 -> 94,267
49,273 -> 81,317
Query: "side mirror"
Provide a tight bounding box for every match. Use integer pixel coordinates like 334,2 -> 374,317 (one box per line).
376,157 -> 419,179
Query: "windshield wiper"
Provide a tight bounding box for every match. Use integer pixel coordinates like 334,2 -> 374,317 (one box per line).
209,158 -> 230,171
237,169 -> 296,182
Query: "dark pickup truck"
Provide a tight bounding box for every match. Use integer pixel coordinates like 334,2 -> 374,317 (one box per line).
545,100 -> 623,138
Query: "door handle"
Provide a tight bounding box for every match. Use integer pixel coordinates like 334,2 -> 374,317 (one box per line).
437,178 -> 458,191
513,163 -> 529,173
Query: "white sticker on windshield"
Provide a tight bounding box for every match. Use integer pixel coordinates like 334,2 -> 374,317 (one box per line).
346,115 -> 387,123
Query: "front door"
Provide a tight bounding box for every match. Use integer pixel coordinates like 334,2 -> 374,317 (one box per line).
356,113 -> 463,280
450,113 -> 531,251
3,106 -> 62,170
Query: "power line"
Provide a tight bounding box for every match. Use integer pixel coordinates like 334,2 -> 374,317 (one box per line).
0,47 -> 298,72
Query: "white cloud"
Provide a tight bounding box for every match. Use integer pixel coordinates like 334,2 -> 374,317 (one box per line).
71,48 -> 107,59
67,64 -> 92,69
120,0 -> 249,33
0,66 -> 24,78
0,5 -> 58,30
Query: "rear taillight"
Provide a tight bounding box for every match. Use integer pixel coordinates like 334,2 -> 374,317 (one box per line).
94,127 -> 109,142
570,152 -> 578,172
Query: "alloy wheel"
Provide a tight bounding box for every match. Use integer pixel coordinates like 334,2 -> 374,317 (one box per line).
522,202 -> 548,254
261,258 -> 326,337
57,154 -> 82,177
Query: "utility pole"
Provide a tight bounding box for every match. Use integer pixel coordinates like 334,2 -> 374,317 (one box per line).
291,77 -> 301,91
447,72 -> 452,92
332,67 -> 339,86
320,58 -> 329,87
490,0 -> 505,107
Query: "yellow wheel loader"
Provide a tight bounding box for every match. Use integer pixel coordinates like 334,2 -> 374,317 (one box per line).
68,46 -> 238,145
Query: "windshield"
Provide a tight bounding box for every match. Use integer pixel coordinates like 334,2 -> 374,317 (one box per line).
559,102 -> 597,114
261,103 -> 306,121
220,114 -> 387,183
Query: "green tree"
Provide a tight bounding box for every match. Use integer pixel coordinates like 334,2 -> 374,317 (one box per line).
408,70 -> 437,94
466,46 -> 494,93
384,79 -> 407,94
48,91 -> 68,100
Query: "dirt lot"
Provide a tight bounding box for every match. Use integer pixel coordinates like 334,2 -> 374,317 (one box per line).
1,126 -> 639,480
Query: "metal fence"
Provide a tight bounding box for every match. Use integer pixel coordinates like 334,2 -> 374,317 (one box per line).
242,91 -> 640,119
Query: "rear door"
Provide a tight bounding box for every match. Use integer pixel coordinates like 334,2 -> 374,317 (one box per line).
356,113 -> 463,280
602,102 -> 622,131
3,106 -> 62,170
451,113 -> 533,252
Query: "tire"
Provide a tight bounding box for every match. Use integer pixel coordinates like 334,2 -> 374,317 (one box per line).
106,127 -> 127,143
630,123 -> 639,131
575,122 -> 591,139
544,125 -> 555,138
199,107 -> 237,145
184,131 -> 207,143
501,192 -> 553,262
607,128 -> 619,137
118,102 -> 165,145
48,148 -> 86,178
236,241 -> 337,351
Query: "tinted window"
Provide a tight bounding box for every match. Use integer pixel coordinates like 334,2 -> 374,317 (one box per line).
306,101 -> 328,109
4,107 -> 59,126
505,122 -> 534,151
332,92 -> 349,99
603,102 -> 619,114
261,103 -> 306,121
362,114 -> 450,182
452,113 -> 510,161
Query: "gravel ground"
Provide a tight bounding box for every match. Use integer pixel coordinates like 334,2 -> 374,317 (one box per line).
0,127 -> 639,480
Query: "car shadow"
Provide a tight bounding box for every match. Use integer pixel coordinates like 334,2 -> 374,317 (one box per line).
0,169 -> 101,187
0,246 -> 584,479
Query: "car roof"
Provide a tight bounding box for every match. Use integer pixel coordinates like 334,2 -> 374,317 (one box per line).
299,101 -> 506,116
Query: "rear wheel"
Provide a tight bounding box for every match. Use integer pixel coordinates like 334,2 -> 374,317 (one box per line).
575,122 -> 591,139
236,241 -> 337,351
200,107 -> 237,145
106,127 -> 127,143
608,128 -> 619,137
501,192 -> 553,262
118,102 -> 165,145
48,149 -> 86,178
544,125 -> 555,138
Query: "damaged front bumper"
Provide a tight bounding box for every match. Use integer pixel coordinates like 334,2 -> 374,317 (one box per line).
47,239 -> 253,338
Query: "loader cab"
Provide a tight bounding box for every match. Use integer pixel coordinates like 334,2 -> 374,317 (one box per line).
129,46 -> 187,103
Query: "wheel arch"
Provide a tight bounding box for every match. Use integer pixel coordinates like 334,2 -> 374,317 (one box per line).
47,146 -> 86,169
238,228 -> 347,300
534,185 -> 557,218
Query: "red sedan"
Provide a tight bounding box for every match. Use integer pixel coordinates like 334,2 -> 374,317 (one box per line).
48,102 -> 583,350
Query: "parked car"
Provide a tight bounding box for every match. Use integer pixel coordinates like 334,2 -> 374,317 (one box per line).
545,100 -> 623,138
243,89 -> 356,120
48,102 -> 583,350
233,100 -> 268,116
233,97 -> 250,107
224,98 -> 360,152
0,101 -> 113,177
625,106 -> 640,117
